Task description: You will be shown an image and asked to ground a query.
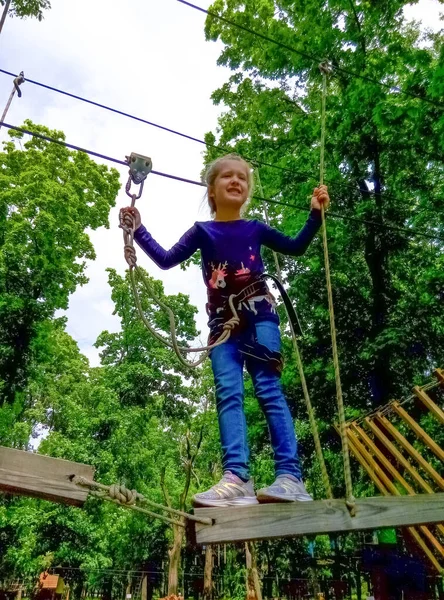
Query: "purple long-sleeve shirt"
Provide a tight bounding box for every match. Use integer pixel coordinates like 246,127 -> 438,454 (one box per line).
134,210 -> 322,336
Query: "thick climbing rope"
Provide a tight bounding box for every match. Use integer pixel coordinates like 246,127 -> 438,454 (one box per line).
319,62 -> 355,513
120,176 -> 243,368
255,169 -> 333,500
73,476 -> 212,527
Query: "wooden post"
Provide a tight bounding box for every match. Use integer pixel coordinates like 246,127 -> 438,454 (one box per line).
0,446 -> 95,506
141,576 -> 147,600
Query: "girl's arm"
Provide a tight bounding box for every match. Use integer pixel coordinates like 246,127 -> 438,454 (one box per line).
134,224 -> 200,270
260,209 -> 322,256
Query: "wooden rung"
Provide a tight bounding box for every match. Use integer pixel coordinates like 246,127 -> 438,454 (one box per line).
375,414 -> 444,491
346,429 -> 444,573
193,494 -> 444,544
0,446 -> 95,506
435,369 -> 444,387
364,417 -> 432,491
392,402 -> 444,462
414,387 -> 444,426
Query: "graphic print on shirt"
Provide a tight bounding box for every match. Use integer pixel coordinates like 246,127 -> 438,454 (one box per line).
238,292 -> 277,316
208,262 -> 228,289
235,262 -> 251,276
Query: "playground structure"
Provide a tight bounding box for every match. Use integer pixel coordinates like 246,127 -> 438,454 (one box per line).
0,369 -> 443,570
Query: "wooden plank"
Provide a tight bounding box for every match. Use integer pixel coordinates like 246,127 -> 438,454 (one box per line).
392,402 -> 444,462
194,494 -> 444,545
375,414 -> 444,491
414,386 -> 444,426
0,446 -> 95,506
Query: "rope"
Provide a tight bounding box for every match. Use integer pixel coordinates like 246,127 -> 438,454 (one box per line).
255,168 -> 333,500
318,63 -> 355,514
120,207 -> 240,368
73,476 -> 212,527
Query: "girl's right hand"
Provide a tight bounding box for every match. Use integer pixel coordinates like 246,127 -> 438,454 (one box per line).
120,206 -> 142,230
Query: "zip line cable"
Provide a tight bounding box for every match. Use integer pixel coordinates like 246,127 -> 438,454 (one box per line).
2,68 -> 442,212
2,120 -> 444,245
0,67 -> 377,200
177,0 -> 444,111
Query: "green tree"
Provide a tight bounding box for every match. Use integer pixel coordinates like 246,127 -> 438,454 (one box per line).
0,121 -> 120,407
0,265 -> 215,591
203,0 -> 444,418
0,0 -> 51,35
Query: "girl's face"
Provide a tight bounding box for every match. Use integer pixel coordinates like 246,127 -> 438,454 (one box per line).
210,160 -> 250,214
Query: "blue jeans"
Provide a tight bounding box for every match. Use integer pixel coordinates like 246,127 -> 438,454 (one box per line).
210,319 -> 302,481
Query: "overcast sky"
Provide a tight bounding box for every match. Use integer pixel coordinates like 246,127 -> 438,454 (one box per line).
0,0 -> 442,366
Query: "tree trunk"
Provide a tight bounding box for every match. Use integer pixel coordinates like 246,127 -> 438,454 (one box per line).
167,520 -> 186,596
203,545 -> 214,600
0,0 -> 11,36
245,543 -> 262,600
362,146 -> 392,406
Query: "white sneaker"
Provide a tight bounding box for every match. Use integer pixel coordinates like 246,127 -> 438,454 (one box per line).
192,471 -> 259,508
257,475 -> 313,503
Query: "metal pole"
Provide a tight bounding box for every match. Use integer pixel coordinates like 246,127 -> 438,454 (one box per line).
0,0 -> 11,36
0,72 -> 25,130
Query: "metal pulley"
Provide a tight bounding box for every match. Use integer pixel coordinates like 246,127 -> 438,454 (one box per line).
125,152 -> 153,204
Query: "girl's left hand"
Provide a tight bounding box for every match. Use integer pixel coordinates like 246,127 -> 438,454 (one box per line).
311,185 -> 330,211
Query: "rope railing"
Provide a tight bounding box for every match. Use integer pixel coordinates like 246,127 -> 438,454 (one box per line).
318,62 -> 355,513
73,476 -> 212,527
255,168 -> 333,500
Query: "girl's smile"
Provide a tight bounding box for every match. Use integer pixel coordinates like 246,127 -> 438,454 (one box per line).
209,159 -> 250,220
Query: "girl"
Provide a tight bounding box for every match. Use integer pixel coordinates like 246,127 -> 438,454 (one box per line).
120,154 -> 329,507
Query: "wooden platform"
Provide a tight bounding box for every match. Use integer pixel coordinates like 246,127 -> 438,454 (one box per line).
193,494 -> 444,544
0,446 -> 95,506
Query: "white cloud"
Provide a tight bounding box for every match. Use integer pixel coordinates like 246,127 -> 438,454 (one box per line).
0,0 -> 442,366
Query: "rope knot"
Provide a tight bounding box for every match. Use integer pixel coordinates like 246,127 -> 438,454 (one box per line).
346,497 -> 357,517
124,244 -> 137,267
223,316 -> 240,332
108,484 -> 137,506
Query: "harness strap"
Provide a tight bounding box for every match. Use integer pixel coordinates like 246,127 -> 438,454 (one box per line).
263,274 -> 303,337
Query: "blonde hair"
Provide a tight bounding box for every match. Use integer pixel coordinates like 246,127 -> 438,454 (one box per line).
203,153 -> 254,217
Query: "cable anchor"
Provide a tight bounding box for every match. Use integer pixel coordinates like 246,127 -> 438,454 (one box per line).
13,71 -> 25,98
319,61 -> 332,76
124,152 -> 153,204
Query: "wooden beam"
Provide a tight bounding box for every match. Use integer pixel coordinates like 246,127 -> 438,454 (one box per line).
364,418 -> 432,492
392,402 -> 444,462
435,369 -> 444,387
0,446 -> 95,506
349,426 -> 444,560
375,414 -> 444,491
194,494 -> 444,545
414,386 -> 444,426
